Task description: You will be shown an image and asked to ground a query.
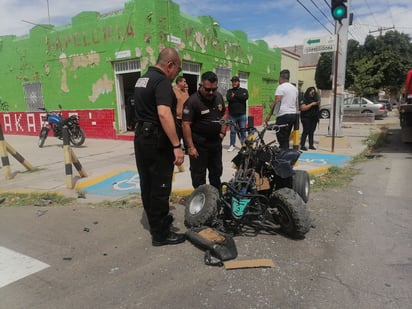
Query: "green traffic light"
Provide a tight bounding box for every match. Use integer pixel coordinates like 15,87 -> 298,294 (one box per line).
332,6 -> 347,20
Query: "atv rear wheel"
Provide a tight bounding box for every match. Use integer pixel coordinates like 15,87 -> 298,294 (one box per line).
272,187 -> 310,239
293,170 -> 310,203
184,184 -> 219,228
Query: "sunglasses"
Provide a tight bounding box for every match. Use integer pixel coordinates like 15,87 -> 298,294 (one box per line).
171,61 -> 182,73
202,86 -> 218,93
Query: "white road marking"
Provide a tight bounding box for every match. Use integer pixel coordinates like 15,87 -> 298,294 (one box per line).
0,246 -> 49,288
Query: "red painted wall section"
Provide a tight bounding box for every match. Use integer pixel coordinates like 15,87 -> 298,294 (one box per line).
0,109 -> 116,139
249,105 -> 263,126
0,106 -> 264,140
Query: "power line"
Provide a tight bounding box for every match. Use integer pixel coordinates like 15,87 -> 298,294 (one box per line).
322,0 -> 330,9
310,0 -> 334,27
357,22 -> 412,30
369,26 -> 395,36
363,0 -> 379,27
348,4 -> 373,41
296,0 -> 333,34
384,0 -> 395,27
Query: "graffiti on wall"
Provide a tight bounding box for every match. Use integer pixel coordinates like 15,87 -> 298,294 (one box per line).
45,22 -> 136,53
0,98 -> 9,111
0,109 -> 116,139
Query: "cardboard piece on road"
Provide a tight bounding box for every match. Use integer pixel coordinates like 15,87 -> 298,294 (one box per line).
224,259 -> 275,270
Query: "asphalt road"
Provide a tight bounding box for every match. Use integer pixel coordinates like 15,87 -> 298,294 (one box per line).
0,125 -> 411,309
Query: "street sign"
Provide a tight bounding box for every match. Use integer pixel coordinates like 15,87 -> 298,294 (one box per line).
303,35 -> 337,54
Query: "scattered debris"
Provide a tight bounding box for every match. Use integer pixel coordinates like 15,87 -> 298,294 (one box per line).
311,222 -> 317,228
83,227 -> 90,232
77,192 -> 86,199
36,209 -> 48,217
109,267 -> 119,273
63,257 -> 72,261
224,259 -> 275,270
35,199 -> 52,206
365,153 -> 382,159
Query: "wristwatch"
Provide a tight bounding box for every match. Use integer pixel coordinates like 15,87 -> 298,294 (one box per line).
173,143 -> 182,149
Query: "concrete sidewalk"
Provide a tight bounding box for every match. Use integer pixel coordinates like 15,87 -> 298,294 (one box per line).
0,114 -> 398,203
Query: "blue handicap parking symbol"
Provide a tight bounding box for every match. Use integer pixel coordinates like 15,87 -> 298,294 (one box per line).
82,170 -> 140,197
298,153 -> 351,167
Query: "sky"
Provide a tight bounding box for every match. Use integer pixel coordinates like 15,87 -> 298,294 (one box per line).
0,0 -> 411,48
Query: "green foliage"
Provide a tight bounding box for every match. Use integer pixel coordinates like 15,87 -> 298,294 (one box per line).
315,52 -> 333,90
312,126 -> 388,192
0,192 -> 75,207
351,56 -> 384,97
362,127 -> 389,150
311,165 -> 357,192
317,31 -> 412,97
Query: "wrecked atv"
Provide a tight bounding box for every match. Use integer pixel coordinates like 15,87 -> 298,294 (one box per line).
184,121 -> 311,239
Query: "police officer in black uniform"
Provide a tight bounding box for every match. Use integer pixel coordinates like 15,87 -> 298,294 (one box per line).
134,48 -> 185,247
182,71 -> 227,189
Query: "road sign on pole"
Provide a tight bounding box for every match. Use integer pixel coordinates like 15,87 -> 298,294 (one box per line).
303,35 -> 337,54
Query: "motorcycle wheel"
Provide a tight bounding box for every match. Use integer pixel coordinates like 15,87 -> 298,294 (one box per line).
70,128 -> 86,146
292,170 -> 310,203
272,187 -> 311,239
184,184 -> 219,228
38,128 -> 49,148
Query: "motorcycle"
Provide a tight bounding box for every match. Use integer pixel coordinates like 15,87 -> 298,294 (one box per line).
184,120 -> 311,239
38,104 -> 86,148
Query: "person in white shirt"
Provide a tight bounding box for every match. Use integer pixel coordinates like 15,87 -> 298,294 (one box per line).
264,69 -> 298,149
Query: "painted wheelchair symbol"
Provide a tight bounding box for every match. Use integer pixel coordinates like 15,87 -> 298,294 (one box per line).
298,158 -> 328,165
113,173 -> 140,191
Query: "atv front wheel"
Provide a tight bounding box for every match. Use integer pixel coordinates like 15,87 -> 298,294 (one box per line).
293,170 -> 310,203
184,184 -> 219,228
272,187 -> 310,239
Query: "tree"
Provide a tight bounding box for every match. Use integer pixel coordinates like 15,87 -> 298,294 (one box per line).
315,52 -> 333,90
345,39 -> 362,90
315,31 -> 412,98
351,56 -> 383,97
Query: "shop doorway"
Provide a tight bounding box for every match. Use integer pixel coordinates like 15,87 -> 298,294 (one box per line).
183,73 -> 199,96
181,61 -> 200,96
114,60 -> 141,132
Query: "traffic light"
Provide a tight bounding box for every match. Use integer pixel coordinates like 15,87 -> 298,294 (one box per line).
331,0 -> 347,22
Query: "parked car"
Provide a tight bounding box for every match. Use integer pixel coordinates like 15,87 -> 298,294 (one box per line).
375,99 -> 392,111
319,97 -> 388,119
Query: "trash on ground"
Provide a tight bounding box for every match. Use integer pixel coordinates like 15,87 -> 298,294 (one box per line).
224,259 -> 275,270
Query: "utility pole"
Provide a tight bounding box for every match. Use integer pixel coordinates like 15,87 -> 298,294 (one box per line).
328,0 -> 351,150
369,26 -> 395,36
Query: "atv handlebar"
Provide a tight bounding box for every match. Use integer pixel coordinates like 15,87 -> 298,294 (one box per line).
215,119 -> 288,147
217,119 -> 287,133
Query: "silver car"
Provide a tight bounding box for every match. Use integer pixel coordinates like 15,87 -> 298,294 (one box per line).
319,97 -> 388,119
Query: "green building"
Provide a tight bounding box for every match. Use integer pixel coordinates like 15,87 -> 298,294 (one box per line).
0,0 -> 281,139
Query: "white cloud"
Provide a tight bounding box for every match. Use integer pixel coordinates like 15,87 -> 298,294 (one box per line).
1,0 -> 410,47
263,27 -> 329,48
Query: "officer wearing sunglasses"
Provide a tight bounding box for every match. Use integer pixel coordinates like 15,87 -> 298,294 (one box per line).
182,71 -> 227,190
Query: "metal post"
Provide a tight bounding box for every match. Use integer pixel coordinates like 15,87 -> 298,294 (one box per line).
0,124 -> 12,180
62,126 -> 73,188
331,35 -> 339,153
